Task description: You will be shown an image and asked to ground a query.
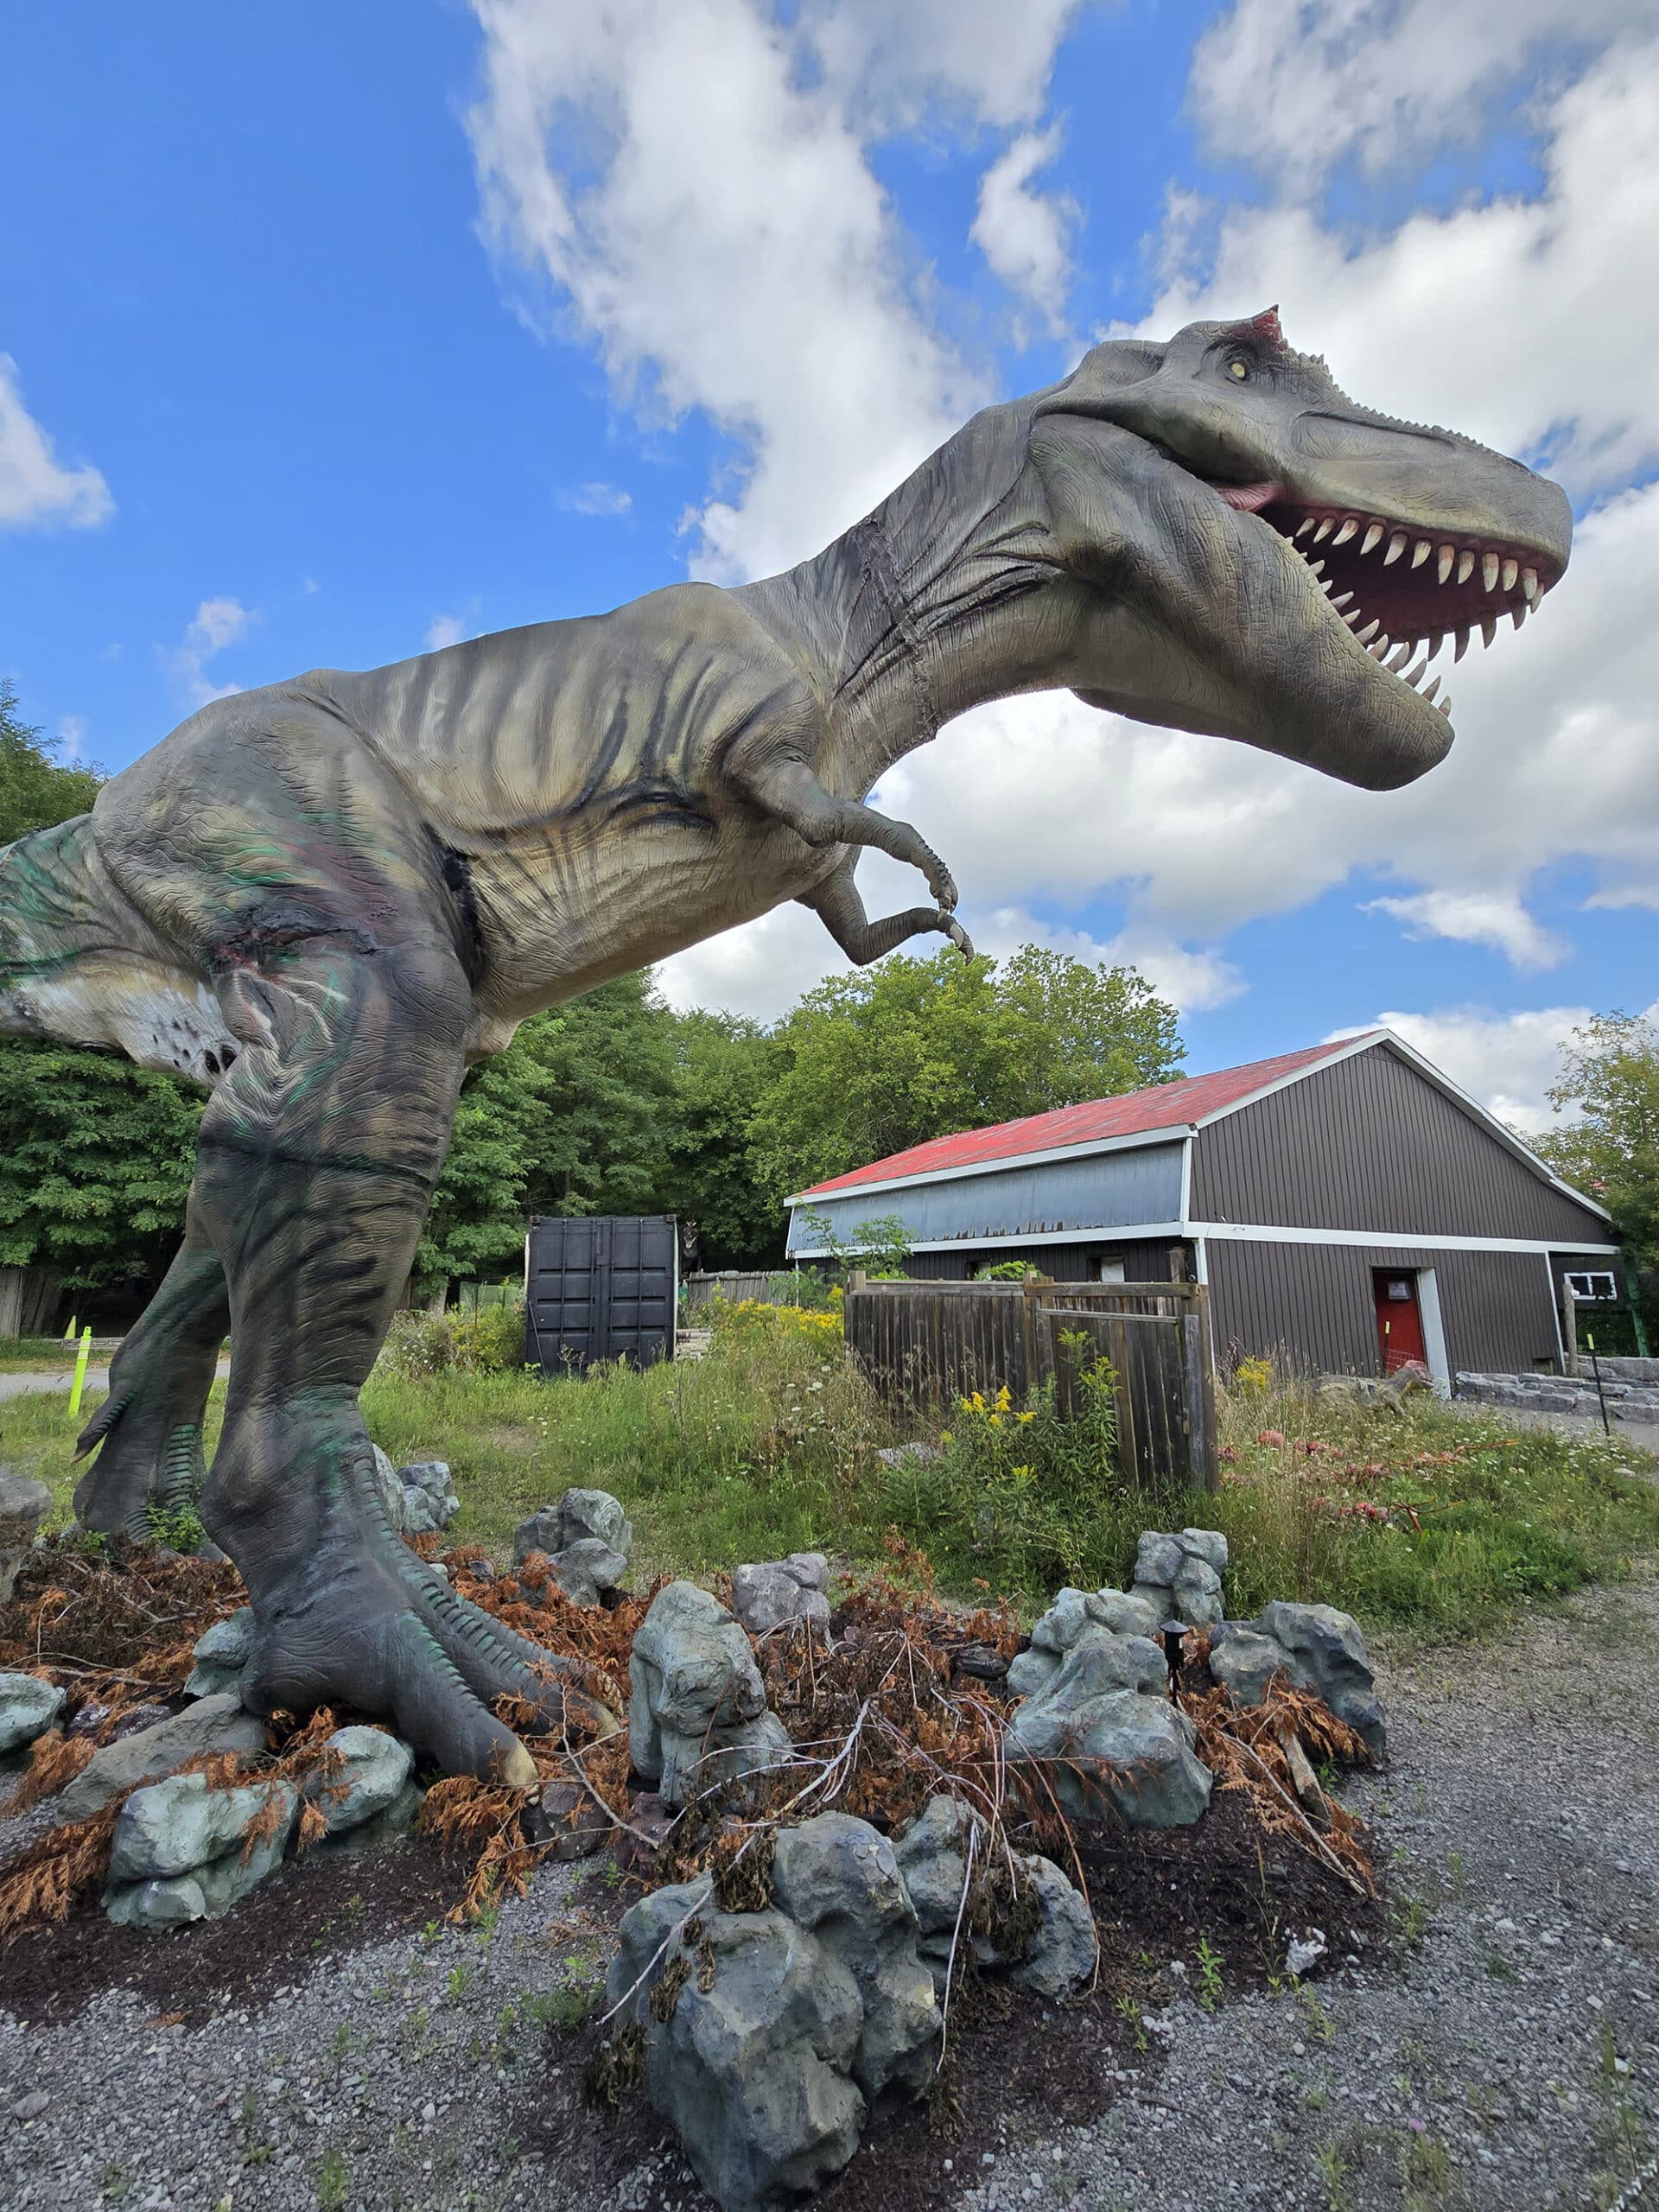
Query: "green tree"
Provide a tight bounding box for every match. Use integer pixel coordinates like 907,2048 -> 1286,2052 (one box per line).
1534,1011 -> 1659,1332
654,1008 -> 783,1269
0,689 -> 201,1305
753,944 -> 1183,1192
0,680 -> 101,842
0,1041 -> 202,1291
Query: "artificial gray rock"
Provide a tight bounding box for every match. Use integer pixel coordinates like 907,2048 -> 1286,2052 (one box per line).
310,1777 -> 423,1859
1005,1586 -> 1163,1698
513,1486 -> 633,1604
730,1554 -> 832,1637
1211,1601 -> 1387,1756
183,1605 -> 255,1699
892,1794 -> 1097,2001
398,1458 -> 460,1531
522,1777 -> 610,1859
1130,1526 -> 1230,1628
58,1693 -> 267,1822
1013,1853 -> 1099,1999
105,1777 -> 297,1929
0,1468 -> 51,1603
608,1882 -> 866,2212
629,1580 -> 792,1808
770,1811 -> 940,2098
547,1536 -> 631,1608
1006,1636 -> 1212,1827
369,1444 -> 407,1536
302,1725 -> 415,1834
108,1768 -> 297,1883
0,1669 -> 65,1755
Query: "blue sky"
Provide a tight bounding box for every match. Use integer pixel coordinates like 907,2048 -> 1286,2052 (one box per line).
3,0 -> 1656,1126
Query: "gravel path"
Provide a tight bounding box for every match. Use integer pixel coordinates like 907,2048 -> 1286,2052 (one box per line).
3,1580 -> 1657,2212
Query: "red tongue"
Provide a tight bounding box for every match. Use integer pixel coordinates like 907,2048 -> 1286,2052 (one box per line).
1211,481 -> 1283,512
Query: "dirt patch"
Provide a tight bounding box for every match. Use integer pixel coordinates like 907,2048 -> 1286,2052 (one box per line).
0,1831 -> 474,2029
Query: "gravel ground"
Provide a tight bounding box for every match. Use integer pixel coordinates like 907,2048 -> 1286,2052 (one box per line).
3,1579 -> 1658,2212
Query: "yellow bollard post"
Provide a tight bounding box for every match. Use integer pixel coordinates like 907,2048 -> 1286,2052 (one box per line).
67,1325 -> 92,1421
62,1314 -> 76,1343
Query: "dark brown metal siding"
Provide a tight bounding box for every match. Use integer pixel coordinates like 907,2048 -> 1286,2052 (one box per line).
1206,1239 -> 1562,1376
906,1240 -> 1185,1284
1191,1044 -> 1611,1244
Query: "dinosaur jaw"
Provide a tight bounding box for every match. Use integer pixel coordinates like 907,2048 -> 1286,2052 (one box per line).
1207,480 -> 1568,734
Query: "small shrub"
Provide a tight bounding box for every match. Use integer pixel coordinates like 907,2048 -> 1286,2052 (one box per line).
376,1296 -> 528,1380
975,1260 -> 1045,1281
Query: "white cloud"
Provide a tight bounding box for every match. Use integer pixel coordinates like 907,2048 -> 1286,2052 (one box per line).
1145,39 -> 1659,494
55,715 -> 86,765
970,127 -> 1077,326
1190,0 -> 1647,189
561,480 -> 632,516
165,596 -> 257,708
425,613 -> 467,651
1329,1003 -> 1599,1133
1362,890 -> 1567,971
0,356 -> 111,531
464,0 -> 1090,583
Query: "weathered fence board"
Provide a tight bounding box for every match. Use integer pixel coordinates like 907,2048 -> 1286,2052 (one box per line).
844,1275 -> 1218,1491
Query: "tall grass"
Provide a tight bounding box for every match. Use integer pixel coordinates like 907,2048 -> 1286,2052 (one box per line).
4,1318 -> 1657,1637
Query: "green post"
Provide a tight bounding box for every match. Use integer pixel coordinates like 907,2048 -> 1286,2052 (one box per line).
67,1325 -> 92,1420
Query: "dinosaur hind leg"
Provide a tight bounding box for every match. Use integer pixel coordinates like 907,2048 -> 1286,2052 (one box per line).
73,1233 -> 228,1540
191,924 -> 603,1785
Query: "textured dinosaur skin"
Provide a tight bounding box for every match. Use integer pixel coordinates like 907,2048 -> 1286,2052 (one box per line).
0,314 -> 1571,1783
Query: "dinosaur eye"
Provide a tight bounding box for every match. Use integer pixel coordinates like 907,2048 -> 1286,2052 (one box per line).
1226,355 -> 1252,382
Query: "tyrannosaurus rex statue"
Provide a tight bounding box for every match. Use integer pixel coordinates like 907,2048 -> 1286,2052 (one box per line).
0,312 -> 1571,1784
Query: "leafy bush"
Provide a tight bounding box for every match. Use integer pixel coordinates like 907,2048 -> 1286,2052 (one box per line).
975,1260 -> 1045,1281
377,1297 -> 529,1380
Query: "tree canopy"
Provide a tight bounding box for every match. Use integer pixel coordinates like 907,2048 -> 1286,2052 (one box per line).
1534,1010 -> 1659,1325
751,943 -> 1184,1192
0,682 -> 101,844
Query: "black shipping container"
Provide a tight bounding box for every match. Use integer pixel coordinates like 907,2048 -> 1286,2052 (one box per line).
524,1215 -> 677,1376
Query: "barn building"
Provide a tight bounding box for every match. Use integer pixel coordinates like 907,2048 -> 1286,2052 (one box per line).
784,1030 -> 1620,1384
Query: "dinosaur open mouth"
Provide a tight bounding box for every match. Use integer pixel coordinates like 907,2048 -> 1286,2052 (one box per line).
1211,482 -> 1566,728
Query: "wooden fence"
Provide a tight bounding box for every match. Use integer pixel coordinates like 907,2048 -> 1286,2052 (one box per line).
844,1274 -> 1218,1491
683,1270 -> 807,1312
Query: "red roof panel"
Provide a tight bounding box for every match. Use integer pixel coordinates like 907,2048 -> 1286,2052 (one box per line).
793,1035 -> 1371,1198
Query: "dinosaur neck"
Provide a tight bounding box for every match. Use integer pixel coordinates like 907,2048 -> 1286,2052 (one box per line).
739,398 -> 1072,794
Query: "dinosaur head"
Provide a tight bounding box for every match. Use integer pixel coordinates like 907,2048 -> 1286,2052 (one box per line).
1028,309 -> 1571,790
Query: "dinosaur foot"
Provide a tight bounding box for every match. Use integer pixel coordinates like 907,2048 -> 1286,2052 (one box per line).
234,1510 -> 611,1788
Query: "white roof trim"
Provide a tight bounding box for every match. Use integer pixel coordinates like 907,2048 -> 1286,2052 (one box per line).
783,1123 -> 1192,1208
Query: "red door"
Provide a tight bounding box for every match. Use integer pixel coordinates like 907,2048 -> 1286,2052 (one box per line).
1374,1270 -> 1427,1372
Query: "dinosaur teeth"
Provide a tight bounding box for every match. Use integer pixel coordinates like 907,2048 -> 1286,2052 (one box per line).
1437,545 -> 1454,584
1482,551 -> 1500,592
1404,655 -> 1429,686
1427,632 -> 1444,658
1522,567 -> 1539,603
1383,530 -> 1407,564
1356,618 -> 1380,643
1512,602 -> 1528,630
1438,695 -> 1452,718
1343,607 -> 1363,626
1386,641 -> 1413,671
1501,557 -> 1518,594
1480,616 -> 1497,649
1412,538 -> 1431,569
1362,521 -> 1384,555
1333,518 -> 1358,547
1457,550 -> 1474,585
1454,628 -> 1470,661
1421,675 -> 1440,704
1313,518 -> 1335,543
1296,516 -> 1318,538
1331,591 -> 1353,611
1369,634 -> 1391,658
1307,559 -> 1325,577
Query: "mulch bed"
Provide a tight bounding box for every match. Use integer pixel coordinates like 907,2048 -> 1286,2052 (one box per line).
0,1829 -> 471,2029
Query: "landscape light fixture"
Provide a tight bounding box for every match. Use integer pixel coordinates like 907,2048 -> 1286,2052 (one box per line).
1160,1618 -> 1189,1699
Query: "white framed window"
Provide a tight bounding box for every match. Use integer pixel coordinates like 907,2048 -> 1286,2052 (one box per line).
1566,1270 -> 1618,1301
1095,1258 -> 1126,1282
